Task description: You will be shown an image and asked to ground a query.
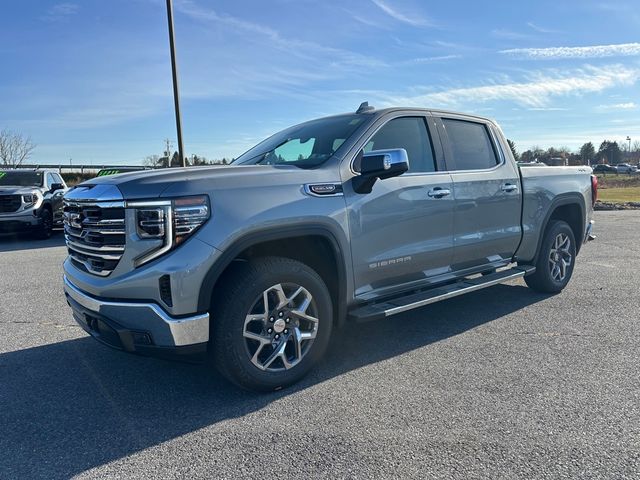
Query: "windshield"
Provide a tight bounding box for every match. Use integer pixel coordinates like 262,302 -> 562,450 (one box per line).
0,171 -> 43,187
233,114 -> 367,168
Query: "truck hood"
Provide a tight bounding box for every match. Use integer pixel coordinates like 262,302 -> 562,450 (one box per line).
0,185 -> 45,195
76,164 -> 334,200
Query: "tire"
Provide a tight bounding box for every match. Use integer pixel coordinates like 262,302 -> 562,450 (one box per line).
210,256 -> 333,391
524,220 -> 576,293
34,208 -> 53,240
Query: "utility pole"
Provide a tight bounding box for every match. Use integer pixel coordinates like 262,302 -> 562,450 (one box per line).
165,0 -> 185,167
163,138 -> 174,167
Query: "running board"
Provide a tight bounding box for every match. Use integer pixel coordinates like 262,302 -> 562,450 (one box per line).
349,265 -> 535,323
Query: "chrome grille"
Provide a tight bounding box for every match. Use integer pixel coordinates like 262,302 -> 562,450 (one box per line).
64,200 -> 126,276
0,195 -> 21,213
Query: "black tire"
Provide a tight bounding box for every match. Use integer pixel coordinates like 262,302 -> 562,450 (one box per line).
34,208 -> 53,240
210,256 -> 333,392
524,220 -> 576,293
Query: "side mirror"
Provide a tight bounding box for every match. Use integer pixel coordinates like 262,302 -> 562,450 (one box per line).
352,148 -> 409,194
50,183 -> 64,193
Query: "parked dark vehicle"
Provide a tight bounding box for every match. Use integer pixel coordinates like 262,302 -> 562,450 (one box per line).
0,169 -> 67,238
63,104 -> 597,391
592,164 -> 618,173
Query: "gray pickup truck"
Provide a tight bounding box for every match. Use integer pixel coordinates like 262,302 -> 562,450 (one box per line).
0,169 -> 67,238
63,104 -> 596,391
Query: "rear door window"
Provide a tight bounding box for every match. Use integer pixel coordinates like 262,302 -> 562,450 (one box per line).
442,119 -> 499,171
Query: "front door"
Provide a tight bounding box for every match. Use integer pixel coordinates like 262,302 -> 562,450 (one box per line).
344,115 -> 455,298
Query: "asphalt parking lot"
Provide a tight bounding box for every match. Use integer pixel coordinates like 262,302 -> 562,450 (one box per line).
0,211 -> 638,479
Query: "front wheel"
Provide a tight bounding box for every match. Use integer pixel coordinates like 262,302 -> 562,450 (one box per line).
211,257 -> 333,391
525,220 -> 576,293
34,208 -> 53,240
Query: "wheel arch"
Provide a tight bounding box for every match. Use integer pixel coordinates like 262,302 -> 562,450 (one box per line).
198,225 -> 349,327
532,194 -> 586,264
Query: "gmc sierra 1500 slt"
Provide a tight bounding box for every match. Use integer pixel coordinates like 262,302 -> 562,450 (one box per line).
63,104 -> 596,391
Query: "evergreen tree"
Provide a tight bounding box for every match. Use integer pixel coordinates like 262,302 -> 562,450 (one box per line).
579,142 -> 595,165
506,139 -> 519,161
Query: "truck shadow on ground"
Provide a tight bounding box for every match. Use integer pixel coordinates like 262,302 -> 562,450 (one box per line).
0,230 -> 65,252
0,284 -> 548,479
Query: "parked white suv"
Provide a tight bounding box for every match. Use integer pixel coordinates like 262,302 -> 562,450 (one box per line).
616,163 -> 637,174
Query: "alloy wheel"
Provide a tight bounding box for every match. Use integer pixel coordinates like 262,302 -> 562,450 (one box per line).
242,283 -> 319,371
548,233 -> 572,282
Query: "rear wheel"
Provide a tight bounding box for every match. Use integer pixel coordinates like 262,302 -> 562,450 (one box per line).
34,208 -> 53,240
211,256 -> 333,391
525,220 -> 576,293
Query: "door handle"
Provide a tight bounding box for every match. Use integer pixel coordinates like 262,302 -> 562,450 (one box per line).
501,183 -> 519,193
427,188 -> 451,198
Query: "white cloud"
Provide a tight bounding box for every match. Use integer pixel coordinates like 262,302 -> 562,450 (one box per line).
527,107 -> 568,111
501,43 -> 640,59
370,0 -> 434,27
175,0 -> 387,70
370,65 -> 640,108
597,102 -> 637,110
403,55 -> 461,64
526,22 -> 557,34
491,29 -> 531,40
343,9 -> 385,28
175,0 -> 278,39
43,3 -> 79,21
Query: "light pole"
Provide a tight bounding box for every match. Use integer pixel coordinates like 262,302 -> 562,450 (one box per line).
166,0 -> 185,168
627,136 -> 631,154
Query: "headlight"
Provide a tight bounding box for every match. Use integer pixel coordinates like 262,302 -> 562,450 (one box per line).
173,196 -> 210,244
136,208 -> 166,239
22,192 -> 41,208
131,195 -> 210,267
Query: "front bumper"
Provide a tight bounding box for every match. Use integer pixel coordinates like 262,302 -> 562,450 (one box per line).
64,276 -> 209,356
0,211 -> 41,232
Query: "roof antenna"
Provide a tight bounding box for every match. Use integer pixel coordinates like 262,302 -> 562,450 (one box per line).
356,101 -> 375,114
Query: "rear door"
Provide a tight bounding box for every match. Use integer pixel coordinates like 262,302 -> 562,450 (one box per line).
344,114 -> 455,298
436,116 -> 522,272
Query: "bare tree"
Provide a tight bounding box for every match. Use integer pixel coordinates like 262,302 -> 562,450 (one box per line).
143,155 -> 161,168
0,129 -> 36,167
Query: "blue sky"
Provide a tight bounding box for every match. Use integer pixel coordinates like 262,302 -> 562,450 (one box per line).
1,0 -> 639,165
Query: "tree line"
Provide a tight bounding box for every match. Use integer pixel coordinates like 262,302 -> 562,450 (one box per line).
509,139 -> 640,166
143,152 -> 233,168
143,139 -> 233,168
